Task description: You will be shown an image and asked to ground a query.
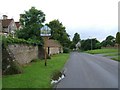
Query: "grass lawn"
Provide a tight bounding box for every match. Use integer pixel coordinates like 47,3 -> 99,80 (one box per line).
104,53 -> 118,56
85,48 -> 118,54
111,56 -> 120,62
0,78 -> 1,89
2,53 -> 70,88
85,48 -> 119,61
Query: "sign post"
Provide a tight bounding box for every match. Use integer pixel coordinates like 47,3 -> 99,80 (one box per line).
40,25 -> 51,66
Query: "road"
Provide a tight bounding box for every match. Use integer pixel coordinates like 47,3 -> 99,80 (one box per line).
56,52 -> 118,88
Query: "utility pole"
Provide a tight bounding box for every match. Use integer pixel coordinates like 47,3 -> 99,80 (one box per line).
89,36 -> 92,50
91,38 -> 92,50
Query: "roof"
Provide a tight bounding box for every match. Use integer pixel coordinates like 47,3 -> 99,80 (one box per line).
15,22 -> 20,29
46,39 -> 62,47
2,19 -> 13,28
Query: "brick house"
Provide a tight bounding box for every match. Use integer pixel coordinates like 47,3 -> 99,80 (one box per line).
45,39 -> 63,55
0,15 -> 17,36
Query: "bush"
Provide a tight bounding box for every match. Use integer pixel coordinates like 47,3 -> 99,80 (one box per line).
2,44 -> 23,75
2,35 -> 42,46
63,47 -> 70,53
51,70 -> 62,80
4,60 -> 23,75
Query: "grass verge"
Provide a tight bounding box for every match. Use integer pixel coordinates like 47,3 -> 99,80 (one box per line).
85,48 -> 118,54
85,48 -> 119,61
2,53 -> 69,88
104,53 -> 118,56
111,56 -> 120,62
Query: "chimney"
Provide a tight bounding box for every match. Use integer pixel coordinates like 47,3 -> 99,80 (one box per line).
3,15 -> 8,20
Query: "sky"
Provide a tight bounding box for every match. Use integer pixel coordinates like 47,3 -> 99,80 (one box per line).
0,0 -> 119,42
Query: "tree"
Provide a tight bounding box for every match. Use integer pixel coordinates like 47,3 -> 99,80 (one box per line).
116,32 -> 120,44
81,38 -> 101,51
72,33 -> 80,49
101,35 -> 115,47
47,19 -> 71,48
16,7 -> 45,41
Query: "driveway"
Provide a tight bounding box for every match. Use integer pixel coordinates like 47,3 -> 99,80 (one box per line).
56,52 -> 118,88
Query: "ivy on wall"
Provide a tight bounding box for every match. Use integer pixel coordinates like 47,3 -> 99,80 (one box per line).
2,36 -> 42,47
1,35 -> 42,75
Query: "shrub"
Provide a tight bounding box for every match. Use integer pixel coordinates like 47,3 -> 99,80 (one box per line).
63,47 -> 70,53
2,44 -> 23,75
2,35 -> 42,46
51,70 -> 62,80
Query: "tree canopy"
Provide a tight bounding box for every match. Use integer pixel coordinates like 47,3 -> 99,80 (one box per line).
116,32 -> 120,44
81,38 -> 101,51
16,7 -> 45,41
73,33 -> 80,44
101,35 -> 115,47
47,19 -> 71,48
70,33 -> 80,49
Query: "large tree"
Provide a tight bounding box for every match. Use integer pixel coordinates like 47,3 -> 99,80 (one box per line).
81,38 -> 101,51
47,19 -> 71,48
16,7 -> 45,41
116,32 -> 120,44
101,35 -> 115,47
71,33 -> 81,49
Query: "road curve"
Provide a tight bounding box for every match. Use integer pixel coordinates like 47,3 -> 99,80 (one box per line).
56,52 -> 118,88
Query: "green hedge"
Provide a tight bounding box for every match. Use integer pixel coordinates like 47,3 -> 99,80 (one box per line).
2,36 -> 42,46
63,47 -> 70,53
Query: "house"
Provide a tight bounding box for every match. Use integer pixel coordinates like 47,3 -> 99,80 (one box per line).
0,15 -> 17,36
15,22 -> 22,30
45,39 -> 63,55
75,41 -> 81,50
0,20 -> 2,35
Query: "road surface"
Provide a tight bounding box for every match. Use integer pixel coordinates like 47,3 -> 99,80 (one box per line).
56,52 -> 118,88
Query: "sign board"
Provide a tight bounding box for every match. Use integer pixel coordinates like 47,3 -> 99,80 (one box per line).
40,25 -> 51,36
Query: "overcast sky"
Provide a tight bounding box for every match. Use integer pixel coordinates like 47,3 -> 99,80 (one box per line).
0,0 -> 119,42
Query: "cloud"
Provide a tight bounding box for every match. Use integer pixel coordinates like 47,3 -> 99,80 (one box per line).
0,0 -> 118,41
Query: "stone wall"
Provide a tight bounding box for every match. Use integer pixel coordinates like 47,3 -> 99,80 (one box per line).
8,44 -> 38,65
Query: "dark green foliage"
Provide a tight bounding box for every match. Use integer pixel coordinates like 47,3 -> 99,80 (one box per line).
3,60 -> 23,75
71,33 -> 81,49
2,44 -> 23,75
95,42 -> 101,49
70,42 -> 76,49
47,19 -> 71,48
2,36 -> 42,46
73,33 -> 80,44
63,47 -> 70,53
101,35 -> 116,47
81,38 -> 101,51
116,32 -> 120,44
51,70 -> 62,80
16,7 -> 45,42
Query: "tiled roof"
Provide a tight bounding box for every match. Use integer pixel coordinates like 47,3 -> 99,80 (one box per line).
2,19 -> 13,28
15,22 -> 20,29
46,39 -> 62,47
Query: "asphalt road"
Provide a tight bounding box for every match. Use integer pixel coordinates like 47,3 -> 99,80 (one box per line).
56,52 -> 118,88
